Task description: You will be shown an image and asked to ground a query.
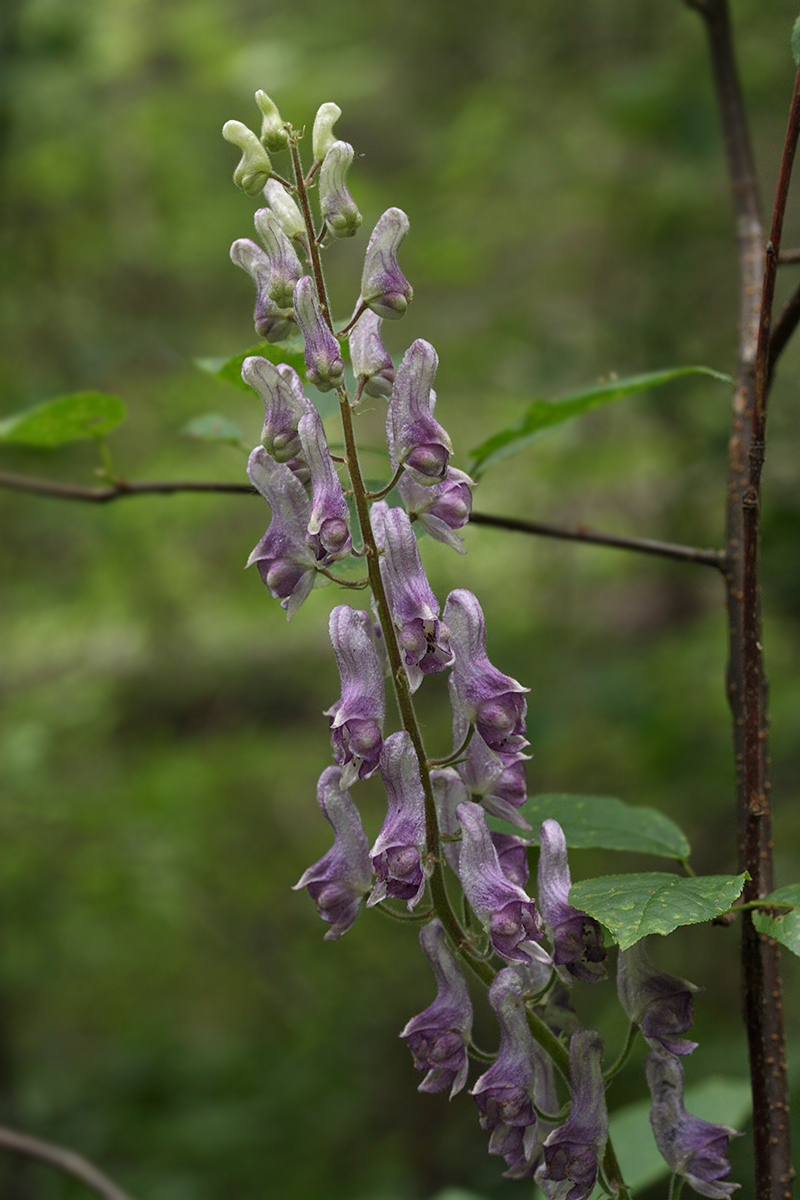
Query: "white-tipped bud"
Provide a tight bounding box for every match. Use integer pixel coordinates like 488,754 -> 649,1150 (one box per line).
222,120 -> 272,196
319,141 -> 362,238
255,90 -> 290,153
254,207 -> 303,307
312,101 -> 342,163
264,178 -> 306,241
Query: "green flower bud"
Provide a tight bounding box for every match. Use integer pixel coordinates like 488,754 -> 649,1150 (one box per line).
264,178 -> 306,241
319,141 -> 362,238
312,102 -> 342,163
222,120 -> 272,196
255,90 -> 290,153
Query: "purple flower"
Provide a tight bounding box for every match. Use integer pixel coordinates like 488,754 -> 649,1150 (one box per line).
387,339 -> 452,482
293,276 -> 345,392
297,409 -> 352,560
471,967 -> 546,1178
444,589 -> 529,753
293,766 -> 372,939
537,820 -> 606,983
246,446 -> 317,619
536,1030 -> 608,1200
326,606 -> 386,786
456,800 -> 544,964
400,918 -> 473,1096
617,939 -> 699,1056
452,709 -> 531,831
361,208 -> 413,319
492,833 -> 531,890
319,140 -> 362,238
645,1051 -> 741,1198
230,239 -> 294,342
371,502 -> 452,691
242,356 -> 314,466
253,206 -> 303,308
349,306 -> 395,399
397,465 -> 474,552
368,731 -> 427,909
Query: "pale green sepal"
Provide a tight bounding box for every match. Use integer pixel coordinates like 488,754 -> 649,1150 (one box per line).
264,178 -> 305,240
312,101 -> 342,163
255,90 -> 290,152
222,120 -> 272,195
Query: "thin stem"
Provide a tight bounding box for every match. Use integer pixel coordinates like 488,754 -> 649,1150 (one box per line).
0,1127 -> 135,1200
470,510 -> 724,569
365,463 -> 406,501
603,1022 -> 639,1086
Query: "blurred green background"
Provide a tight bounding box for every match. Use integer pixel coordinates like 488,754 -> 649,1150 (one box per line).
1,0 -> 799,1196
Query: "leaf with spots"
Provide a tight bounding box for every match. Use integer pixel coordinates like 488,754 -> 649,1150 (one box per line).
569,872 -> 746,949
752,884 -> 800,958
520,794 -> 689,861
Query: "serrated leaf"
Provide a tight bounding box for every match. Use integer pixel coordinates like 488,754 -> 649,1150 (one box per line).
521,794 -> 690,860
569,871 -> 746,948
181,414 -> 247,448
467,366 -> 731,478
0,392 -> 126,447
752,883 -> 800,957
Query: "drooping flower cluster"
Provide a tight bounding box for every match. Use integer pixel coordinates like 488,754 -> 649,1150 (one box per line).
223,93 -> 739,1198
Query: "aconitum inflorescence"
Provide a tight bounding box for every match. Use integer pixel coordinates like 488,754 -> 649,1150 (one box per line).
222,93 -> 735,1198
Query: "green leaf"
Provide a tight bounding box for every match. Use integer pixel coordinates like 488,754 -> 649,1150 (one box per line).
467,366 -> 731,478
195,341 -> 308,390
0,392 -> 127,447
792,15 -> 800,65
181,414 -> 247,448
521,794 -> 690,860
569,871 -> 746,948
752,883 -> 800,957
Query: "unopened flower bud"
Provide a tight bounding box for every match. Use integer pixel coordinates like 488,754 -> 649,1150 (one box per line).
349,306 -> 395,399
361,208 -> 413,319
254,90 -> 290,153
222,120 -> 272,195
254,207 -> 303,307
264,178 -> 306,241
293,276 -> 345,392
319,141 -> 362,238
312,101 -> 342,163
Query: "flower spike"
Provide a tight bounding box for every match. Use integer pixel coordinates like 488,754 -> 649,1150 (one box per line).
293,766 -> 373,939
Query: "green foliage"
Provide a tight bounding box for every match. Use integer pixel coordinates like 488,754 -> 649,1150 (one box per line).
570,871 -> 747,948
468,367 -> 731,479
522,794 -> 690,860
195,341 -> 308,391
792,15 -> 800,65
752,884 -> 800,958
0,392 -> 126,447
181,413 -> 248,449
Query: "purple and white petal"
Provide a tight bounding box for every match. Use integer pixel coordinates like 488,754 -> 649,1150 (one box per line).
293,276 -> 345,392
298,409 -> 352,560
387,339 -> 453,482
361,208 -> 413,319
538,820 -> 606,983
326,606 -> 386,785
617,939 -> 699,1057
368,731 -> 427,909
246,446 -> 318,620
536,1031 -> 608,1200
400,918 -> 473,1097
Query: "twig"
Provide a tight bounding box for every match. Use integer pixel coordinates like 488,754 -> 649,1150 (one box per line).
470,510 -> 724,569
0,1126 -> 135,1200
689,2 -> 793,1196
0,472 -> 253,502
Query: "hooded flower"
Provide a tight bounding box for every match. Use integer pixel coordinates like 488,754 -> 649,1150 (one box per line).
444,589 -> 529,753
371,502 -> 452,691
397,465 -> 474,552
537,820 -> 606,983
456,800 -> 544,964
367,731 -> 427,909
293,276 -> 345,392
253,206 -> 303,308
293,765 -> 372,939
326,606 -> 386,786
242,355 -> 314,466
361,208 -> 413,319
312,101 -> 342,163
297,409 -> 352,560
319,140 -> 362,238
386,339 -> 452,482
536,1030 -> 608,1200
645,1051 -> 741,1198
246,446 -> 317,619
400,918 -> 473,1097
230,239 -> 294,342
617,939 -> 699,1056
349,305 -> 395,400
452,709 -> 531,831
471,967 -> 547,1178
